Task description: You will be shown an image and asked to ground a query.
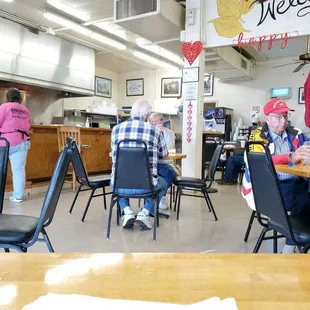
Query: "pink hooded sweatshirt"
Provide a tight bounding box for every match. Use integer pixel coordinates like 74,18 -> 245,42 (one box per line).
0,102 -> 31,146
304,71 -> 310,128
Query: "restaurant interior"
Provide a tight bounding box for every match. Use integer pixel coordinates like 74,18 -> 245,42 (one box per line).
0,0 -> 310,309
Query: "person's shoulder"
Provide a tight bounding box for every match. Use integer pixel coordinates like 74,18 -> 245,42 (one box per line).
286,126 -> 306,137
249,126 -> 263,140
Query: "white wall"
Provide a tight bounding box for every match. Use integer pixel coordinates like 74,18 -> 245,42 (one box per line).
117,67 -> 182,108
207,57 -> 308,132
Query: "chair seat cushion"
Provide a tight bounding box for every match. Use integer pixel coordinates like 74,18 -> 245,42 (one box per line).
83,176 -> 110,188
269,215 -> 310,245
173,176 -> 206,188
0,214 -> 38,244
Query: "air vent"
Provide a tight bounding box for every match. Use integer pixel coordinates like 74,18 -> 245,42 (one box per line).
116,0 -> 157,19
240,58 -> 248,70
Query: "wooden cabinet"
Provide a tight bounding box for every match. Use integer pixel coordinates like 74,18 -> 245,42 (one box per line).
6,125 -> 112,189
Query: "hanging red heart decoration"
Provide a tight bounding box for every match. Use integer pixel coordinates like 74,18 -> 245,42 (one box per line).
182,41 -> 203,66
187,137 -> 192,143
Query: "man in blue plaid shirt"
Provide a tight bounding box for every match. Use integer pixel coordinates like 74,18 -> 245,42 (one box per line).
111,100 -> 169,230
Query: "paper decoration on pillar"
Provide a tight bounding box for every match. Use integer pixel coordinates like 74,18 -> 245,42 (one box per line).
187,102 -> 193,143
182,41 -> 203,66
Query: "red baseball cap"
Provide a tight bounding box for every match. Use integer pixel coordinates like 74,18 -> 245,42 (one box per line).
264,98 -> 295,115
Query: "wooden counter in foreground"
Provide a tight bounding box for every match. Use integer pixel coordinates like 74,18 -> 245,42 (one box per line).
6,125 -> 112,191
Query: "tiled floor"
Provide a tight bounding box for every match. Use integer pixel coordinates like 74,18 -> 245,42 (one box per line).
3,180 -> 279,253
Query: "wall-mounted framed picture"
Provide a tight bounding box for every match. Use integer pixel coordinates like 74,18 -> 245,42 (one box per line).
204,73 -> 214,96
95,76 -> 112,98
299,87 -> 305,104
126,78 -> 144,96
161,77 -> 182,98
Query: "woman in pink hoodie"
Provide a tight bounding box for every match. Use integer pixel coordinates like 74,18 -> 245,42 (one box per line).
0,88 -> 31,202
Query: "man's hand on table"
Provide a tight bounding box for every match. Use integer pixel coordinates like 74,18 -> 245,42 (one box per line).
290,145 -> 310,164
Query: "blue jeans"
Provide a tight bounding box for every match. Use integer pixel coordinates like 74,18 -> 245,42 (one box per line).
278,178 -> 310,245
116,176 -> 167,215
157,163 -> 176,195
9,140 -> 30,199
224,155 -> 244,182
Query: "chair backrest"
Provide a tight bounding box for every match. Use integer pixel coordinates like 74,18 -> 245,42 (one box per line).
207,144 -> 224,181
0,138 -> 9,214
57,126 -> 81,152
202,138 -> 217,164
246,141 -> 295,241
113,139 -> 153,192
71,139 -> 89,186
30,137 -> 72,245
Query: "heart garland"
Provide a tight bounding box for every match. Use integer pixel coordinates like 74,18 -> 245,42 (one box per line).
182,41 -> 203,66
187,102 -> 193,143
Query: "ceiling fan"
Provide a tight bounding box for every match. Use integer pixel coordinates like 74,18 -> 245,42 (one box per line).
273,36 -> 310,73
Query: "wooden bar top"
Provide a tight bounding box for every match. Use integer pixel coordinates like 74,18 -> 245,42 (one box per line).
1,253 -> 310,309
275,163 -> 310,178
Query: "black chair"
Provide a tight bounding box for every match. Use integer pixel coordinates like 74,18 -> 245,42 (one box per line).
69,140 -> 111,222
173,144 -> 223,221
0,137 -> 72,253
106,139 -> 163,241
246,141 -> 310,253
0,138 -> 9,215
201,137 -> 217,179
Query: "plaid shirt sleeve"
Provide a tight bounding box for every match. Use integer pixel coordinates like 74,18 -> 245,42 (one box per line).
158,131 -> 169,159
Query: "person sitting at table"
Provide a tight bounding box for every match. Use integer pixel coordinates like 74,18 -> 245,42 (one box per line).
242,98 -> 310,253
217,152 -> 245,185
149,112 -> 177,210
110,100 -> 169,230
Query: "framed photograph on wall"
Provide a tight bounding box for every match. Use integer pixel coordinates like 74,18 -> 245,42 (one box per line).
126,78 -> 144,96
95,76 -> 112,98
204,73 -> 214,96
299,87 -> 305,104
161,77 -> 182,98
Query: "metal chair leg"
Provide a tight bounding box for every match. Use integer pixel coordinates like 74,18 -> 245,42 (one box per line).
42,228 -> 54,253
273,230 -> 278,253
176,188 -> 182,220
169,185 -> 173,210
81,188 -> 96,222
106,197 -> 117,239
302,244 -> 310,253
202,188 -> 218,221
116,201 -> 120,226
69,184 -> 82,213
4,248 -> 10,253
103,187 -> 107,210
153,198 -> 158,241
203,189 -> 212,212
244,211 -> 256,243
174,186 -> 180,212
253,227 -> 268,253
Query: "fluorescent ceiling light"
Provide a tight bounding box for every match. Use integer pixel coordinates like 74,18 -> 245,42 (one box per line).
133,51 -> 180,71
136,38 -> 184,66
94,22 -> 127,40
47,0 -> 90,21
43,12 -> 126,50
2,0 -> 14,2
91,33 -> 126,50
43,12 -> 91,36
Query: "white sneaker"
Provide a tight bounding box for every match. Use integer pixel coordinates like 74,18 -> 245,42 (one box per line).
122,211 -> 136,228
9,196 -> 23,203
135,210 -> 153,230
159,196 -> 168,210
282,245 -> 296,254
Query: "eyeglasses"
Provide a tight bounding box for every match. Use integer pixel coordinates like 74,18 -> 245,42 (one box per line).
268,114 -> 288,121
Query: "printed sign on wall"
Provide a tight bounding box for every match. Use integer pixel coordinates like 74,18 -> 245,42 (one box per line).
205,0 -> 310,48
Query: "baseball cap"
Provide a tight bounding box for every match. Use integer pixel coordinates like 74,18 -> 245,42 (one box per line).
264,98 -> 295,115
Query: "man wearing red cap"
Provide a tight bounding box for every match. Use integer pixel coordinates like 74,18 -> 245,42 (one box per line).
243,98 -> 310,253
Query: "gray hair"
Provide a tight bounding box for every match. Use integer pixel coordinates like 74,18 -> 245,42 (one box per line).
150,112 -> 164,121
131,100 -> 152,121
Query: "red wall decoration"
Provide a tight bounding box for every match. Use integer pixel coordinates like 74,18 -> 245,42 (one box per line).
182,41 -> 203,66
186,102 -> 193,143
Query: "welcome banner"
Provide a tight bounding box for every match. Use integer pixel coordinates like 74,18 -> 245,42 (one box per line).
205,0 -> 310,48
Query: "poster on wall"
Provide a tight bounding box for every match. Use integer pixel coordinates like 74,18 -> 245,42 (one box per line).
250,105 -> 261,123
205,0 -> 310,48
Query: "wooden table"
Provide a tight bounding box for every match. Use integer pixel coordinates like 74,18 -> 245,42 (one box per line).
1,253 -> 310,309
275,163 -> 310,178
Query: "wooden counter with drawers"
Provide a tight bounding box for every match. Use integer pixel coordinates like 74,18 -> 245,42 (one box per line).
5,125 -> 112,191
